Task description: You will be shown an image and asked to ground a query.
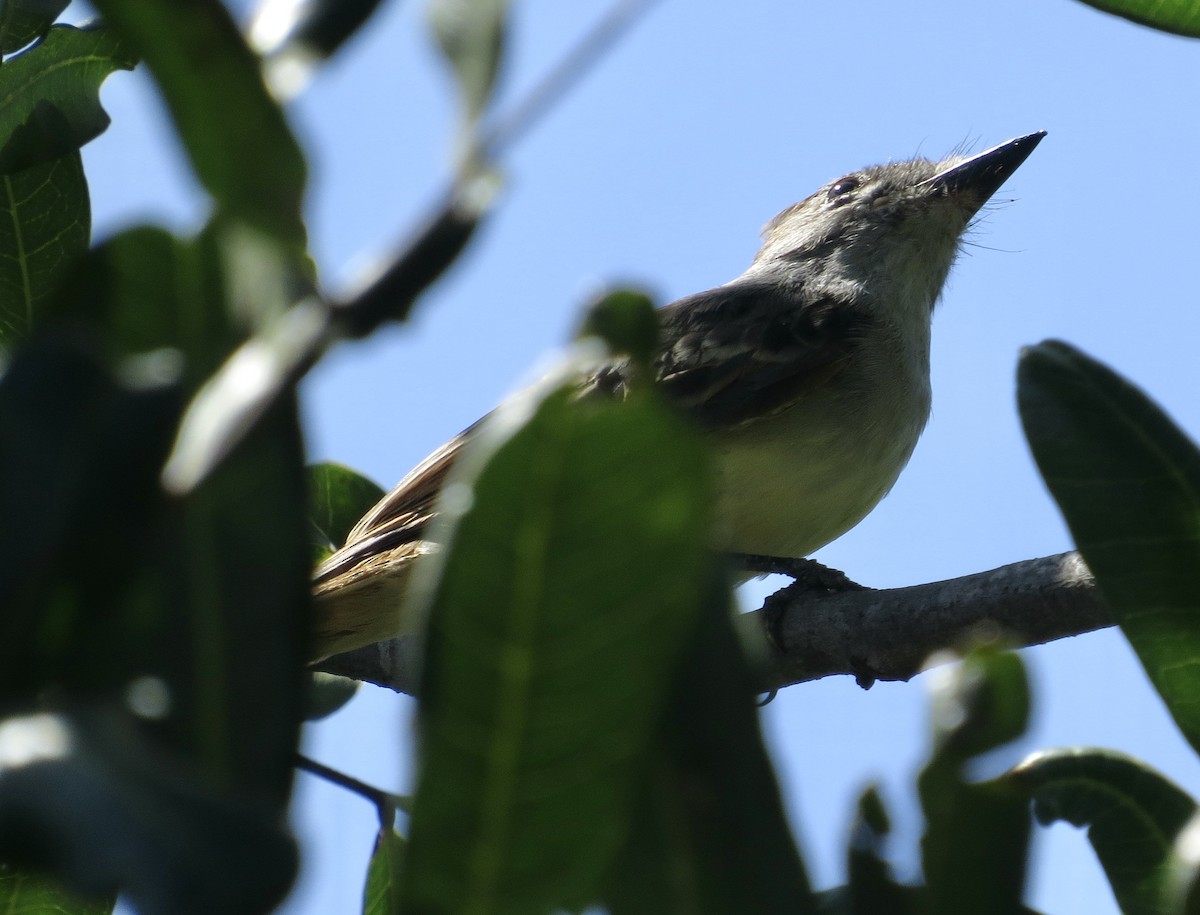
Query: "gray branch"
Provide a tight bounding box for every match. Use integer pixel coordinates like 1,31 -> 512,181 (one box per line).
315,551 -> 1112,695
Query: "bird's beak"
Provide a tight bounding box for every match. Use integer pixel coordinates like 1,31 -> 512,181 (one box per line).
924,131 -> 1046,213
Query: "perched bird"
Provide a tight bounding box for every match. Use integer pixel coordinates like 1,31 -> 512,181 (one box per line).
311,132 -> 1045,661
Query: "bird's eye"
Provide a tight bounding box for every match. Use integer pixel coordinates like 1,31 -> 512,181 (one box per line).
827,176 -> 861,201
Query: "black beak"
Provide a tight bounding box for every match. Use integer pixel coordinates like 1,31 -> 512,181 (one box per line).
925,131 -> 1046,211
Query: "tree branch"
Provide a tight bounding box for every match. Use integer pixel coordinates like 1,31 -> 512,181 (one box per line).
315,551 -> 1112,695
757,550 -> 1109,690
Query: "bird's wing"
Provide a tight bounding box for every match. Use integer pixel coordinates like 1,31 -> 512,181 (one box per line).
314,281 -> 868,585
651,280 -> 869,427
311,418 -> 480,587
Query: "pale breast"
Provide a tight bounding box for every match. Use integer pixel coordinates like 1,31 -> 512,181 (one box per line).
706,349 -> 931,559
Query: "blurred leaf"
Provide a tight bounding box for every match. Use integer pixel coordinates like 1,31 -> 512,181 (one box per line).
308,462 -> 385,548
0,150 -> 88,345
577,288 -> 658,372
1071,0 -> 1200,37
428,0 -> 508,124
843,788 -> 911,915
88,0 -> 307,245
1009,747 -> 1198,915
364,826 -> 404,915
0,24 -> 135,175
305,671 -> 360,721
0,0 -> 71,54
0,863 -> 114,915
0,330 -> 308,798
0,335 -> 182,694
919,650 -> 1032,915
49,223 -> 281,384
250,0 -> 389,60
399,355 -> 710,913
157,393 -> 310,800
1018,341 -> 1200,755
51,218 -> 314,496
602,572 -> 813,914
0,706 -> 296,915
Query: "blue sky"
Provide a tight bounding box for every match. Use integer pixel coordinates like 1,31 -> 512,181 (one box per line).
78,1 -> 1200,912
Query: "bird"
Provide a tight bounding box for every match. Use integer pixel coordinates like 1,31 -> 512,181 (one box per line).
310,132 -> 1045,661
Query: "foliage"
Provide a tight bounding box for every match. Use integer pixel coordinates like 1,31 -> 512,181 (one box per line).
0,0 -> 1199,913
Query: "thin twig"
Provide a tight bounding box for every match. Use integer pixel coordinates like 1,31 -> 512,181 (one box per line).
480,0 -> 664,158
295,752 -> 404,824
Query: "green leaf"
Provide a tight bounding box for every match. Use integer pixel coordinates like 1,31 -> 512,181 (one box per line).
602,574 -> 813,914
0,332 -> 308,799
0,706 -> 296,915
0,150 -> 88,345
88,0 -> 307,246
0,24 -> 136,175
399,357 -> 710,913
577,288 -> 659,372
364,827 -> 405,915
158,393 -> 311,799
1009,747 -> 1199,915
428,0 -> 508,125
0,0 -> 71,54
308,462 -> 385,548
1071,0 -> 1200,37
919,650 -> 1032,915
305,671 -> 360,721
1018,341 -> 1200,755
0,864 -> 114,915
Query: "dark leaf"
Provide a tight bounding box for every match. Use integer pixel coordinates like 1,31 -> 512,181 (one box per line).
156,393 -> 310,801
0,706 -> 296,915
919,650 -> 1032,915
0,150 -> 88,345
1018,341 -> 1200,754
0,0 -> 71,54
0,335 -> 182,695
0,863 -> 114,915
87,0 -> 307,246
400,354 -> 710,913
0,24 -> 135,175
49,224 -> 253,384
603,572 -> 813,914
1009,747 -> 1198,915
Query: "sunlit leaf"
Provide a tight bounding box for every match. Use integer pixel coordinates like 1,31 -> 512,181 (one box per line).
0,151 -> 88,344
308,462 -> 385,548
1071,0 -> 1200,37
364,827 -> 404,915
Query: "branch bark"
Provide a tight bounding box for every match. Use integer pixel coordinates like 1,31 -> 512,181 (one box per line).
315,551 -> 1112,695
